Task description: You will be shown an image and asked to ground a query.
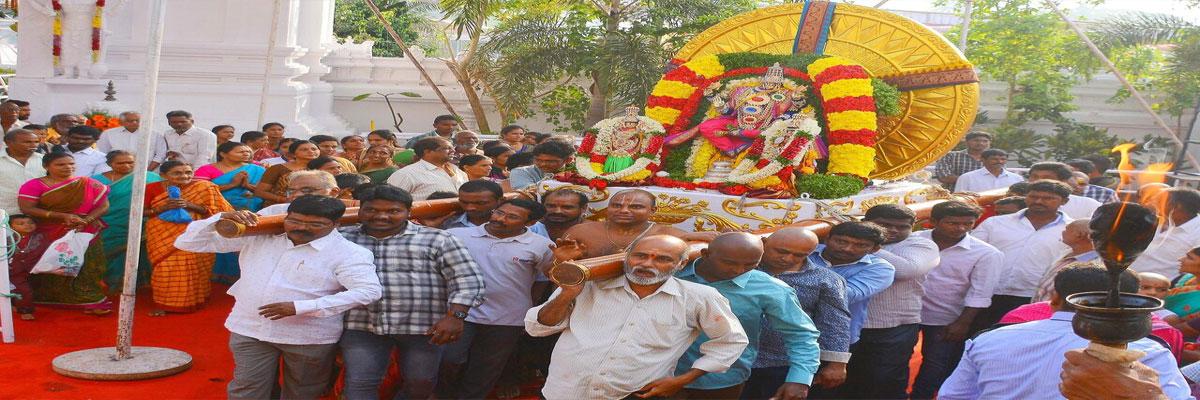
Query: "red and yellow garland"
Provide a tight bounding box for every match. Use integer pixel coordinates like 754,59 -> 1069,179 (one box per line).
52,0 -> 105,69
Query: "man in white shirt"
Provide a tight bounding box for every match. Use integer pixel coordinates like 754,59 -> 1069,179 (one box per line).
953,149 -> 1023,193
940,266 -> 1191,400
1130,188 -> 1200,277
0,101 -> 26,133
972,180 -> 1073,329
53,126 -> 110,177
841,204 -> 940,399
1027,161 -> 1100,219
174,195 -> 382,399
0,129 -> 45,215
387,136 -> 468,201
525,235 -> 748,399
911,201 -> 1002,399
155,110 -> 216,168
97,111 -> 167,171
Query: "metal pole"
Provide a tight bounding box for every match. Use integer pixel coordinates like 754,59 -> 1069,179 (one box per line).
958,0 -> 973,51
0,210 -> 12,343
1045,0 -> 1200,172
115,0 -> 167,360
256,0 -> 284,129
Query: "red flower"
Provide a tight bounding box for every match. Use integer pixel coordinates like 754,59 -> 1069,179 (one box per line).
590,154 -> 605,163
755,159 -> 771,169
723,185 -> 749,196
578,134 -> 596,153
589,179 -> 608,190
647,163 -> 660,172
645,136 -> 664,155
822,96 -> 876,113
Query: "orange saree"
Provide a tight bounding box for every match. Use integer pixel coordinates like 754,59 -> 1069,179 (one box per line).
145,180 -> 234,312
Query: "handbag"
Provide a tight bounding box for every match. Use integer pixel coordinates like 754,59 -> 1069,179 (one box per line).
158,185 -> 193,223
30,229 -> 95,277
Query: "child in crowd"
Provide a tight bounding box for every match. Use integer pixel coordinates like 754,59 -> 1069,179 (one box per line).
7,214 -> 37,320
992,196 -> 1026,216
335,173 -> 372,200
1140,272 -> 1179,322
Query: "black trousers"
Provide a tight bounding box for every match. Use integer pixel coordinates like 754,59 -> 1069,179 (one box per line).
830,323 -> 920,399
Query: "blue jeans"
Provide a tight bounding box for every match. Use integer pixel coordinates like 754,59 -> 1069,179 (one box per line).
836,323 -> 920,399
339,329 -> 443,400
439,321 -> 524,399
910,324 -> 967,399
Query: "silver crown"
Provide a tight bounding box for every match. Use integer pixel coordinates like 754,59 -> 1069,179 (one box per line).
764,63 -> 785,83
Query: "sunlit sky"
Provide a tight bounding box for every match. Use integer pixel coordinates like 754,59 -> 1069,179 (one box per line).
880,0 -> 1200,23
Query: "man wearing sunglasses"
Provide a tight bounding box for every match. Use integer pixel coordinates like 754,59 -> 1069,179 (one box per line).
174,195 -> 382,399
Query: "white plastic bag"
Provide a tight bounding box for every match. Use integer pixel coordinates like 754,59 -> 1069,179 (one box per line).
30,230 -> 94,277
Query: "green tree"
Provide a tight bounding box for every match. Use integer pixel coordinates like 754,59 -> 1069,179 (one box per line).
333,0 -> 436,57
473,0 -> 755,127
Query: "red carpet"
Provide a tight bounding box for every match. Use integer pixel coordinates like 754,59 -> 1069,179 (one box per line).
0,286 -> 236,399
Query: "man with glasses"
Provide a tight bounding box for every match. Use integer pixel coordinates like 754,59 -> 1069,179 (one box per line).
441,199 -> 555,398
174,195 -> 382,399
387,136 -> 469,201
256,170 -> 341,216
338,184 -> 485,400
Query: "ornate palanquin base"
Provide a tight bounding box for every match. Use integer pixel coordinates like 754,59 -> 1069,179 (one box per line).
539,179 -> 947,232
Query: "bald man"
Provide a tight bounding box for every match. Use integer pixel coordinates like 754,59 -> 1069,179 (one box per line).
675,232 -> 820,400
552,189 -> 718,262
526,235 -> 748,399
1031,219 -> 1099,303
745,228 -> 852,398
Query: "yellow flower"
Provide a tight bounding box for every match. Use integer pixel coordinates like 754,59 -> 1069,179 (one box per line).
806,56 -> 853,77
623,169 -> 653,181
590,162 -> 604,174
646,106 -> 682,125
53,19 -> 62,36
689,141 -> 719,177
687,55 -> 726,79
826,110 -> 877,131
651,80 -> 697,99
819,78 -> 873,99
749,176 -> 782,189
827,144 -> 876,177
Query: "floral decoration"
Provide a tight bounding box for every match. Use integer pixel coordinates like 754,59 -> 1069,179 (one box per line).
571,115 -> 666,183
51,0 -> 105,70
83,109 -> 120,130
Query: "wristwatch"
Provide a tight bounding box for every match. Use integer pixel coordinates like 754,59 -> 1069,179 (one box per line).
451,311 -> 468,320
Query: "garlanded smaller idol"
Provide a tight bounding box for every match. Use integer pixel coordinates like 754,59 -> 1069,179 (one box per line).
572,106 -> 667,183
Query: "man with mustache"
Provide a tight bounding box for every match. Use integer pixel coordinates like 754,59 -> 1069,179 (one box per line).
174,195 -> 382,399
804,222 -> 895,353
972,180 -> 1072,329
256,170 -> 343,216
526,235 -> 748,399
552,189 -> 718,263
442,179 -> 503,229
529,188 -> 588,241
675,232 -> 820,400
337,184 -> 485,400
442,199 -> 555,399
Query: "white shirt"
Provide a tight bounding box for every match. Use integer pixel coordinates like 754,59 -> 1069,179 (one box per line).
97,127 -> 167,160
1130,216 -> 1200,277
917,231 -> 1004,326
525,277 -> 748,400
1059,194 -> 1101,219
0,151 -> 44,215
257,203 -> 289,216
261,157 -> 287,166
865,235 -> 940,329
155,126 -> 217,167
174,215 -> 382,345
448,225 -> 554,326
953,168 -> 1024,193
940,311 -> 1192,400
63,147 -> 110,177
386,159 -> 469,201
972,210 -> 1071,297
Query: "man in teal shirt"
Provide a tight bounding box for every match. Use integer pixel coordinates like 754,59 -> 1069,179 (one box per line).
676,232 -> 821,399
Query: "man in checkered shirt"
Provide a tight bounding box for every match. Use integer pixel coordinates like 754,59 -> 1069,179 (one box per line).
1066,159 -> 1117,204
935,131 -> 992,188
338,184 -> 486,400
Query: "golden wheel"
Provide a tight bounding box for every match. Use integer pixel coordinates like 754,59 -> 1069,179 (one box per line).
672,2 -> 979,179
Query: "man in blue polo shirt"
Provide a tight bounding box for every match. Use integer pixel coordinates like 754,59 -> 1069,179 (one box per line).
806,222 -> 895,345
675,232 -> 820,399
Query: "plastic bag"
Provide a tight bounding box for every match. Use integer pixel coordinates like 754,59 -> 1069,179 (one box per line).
30,230 -> 95,277
158,185 -> 193,223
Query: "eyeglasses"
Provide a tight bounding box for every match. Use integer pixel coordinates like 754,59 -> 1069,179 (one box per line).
285,187 -> 326,196
283,218 -> 333,229
491,209 -> 525,220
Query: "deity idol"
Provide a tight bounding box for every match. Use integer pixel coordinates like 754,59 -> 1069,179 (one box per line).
666,63 -> 808,156
603,106 -> 650,173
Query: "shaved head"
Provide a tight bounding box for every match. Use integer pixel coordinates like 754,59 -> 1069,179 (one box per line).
761,227 -> 820,273
612,189 -> 656,208
698,232 -> 765,282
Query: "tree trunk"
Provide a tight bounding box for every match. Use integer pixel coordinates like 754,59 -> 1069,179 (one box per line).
584,0 -> 624,126
1005,81 -> 1017,122
363,0 -> 460,118
453,65 -> 492,133
586,75 -> 608,126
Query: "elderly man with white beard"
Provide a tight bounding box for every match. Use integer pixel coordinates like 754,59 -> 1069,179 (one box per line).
525,235 -> 749,400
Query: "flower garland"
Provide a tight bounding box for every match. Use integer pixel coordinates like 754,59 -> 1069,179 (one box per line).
724,116 -> 819,185
573,116 -> 666,183
51,0 -> 105,69
648,51 -> 883,184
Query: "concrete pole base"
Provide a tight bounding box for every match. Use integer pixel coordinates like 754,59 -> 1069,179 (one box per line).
52,347 -> 192,381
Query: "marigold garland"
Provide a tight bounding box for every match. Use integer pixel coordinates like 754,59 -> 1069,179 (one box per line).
51,0 -> 105,69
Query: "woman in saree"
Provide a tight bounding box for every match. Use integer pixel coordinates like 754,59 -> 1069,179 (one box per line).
1165,248 -> 1200,335
15,152 -> 112,316
338,134 -> 368,167
93,150 -> 162,294
484,144 -> 515,179
194,142 -> 265,283
358,145 -> 398,184
144,160 -> 233,315
253,139 -> 319,207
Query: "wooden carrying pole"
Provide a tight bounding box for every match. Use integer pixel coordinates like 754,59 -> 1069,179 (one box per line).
547,189 -> 1009,286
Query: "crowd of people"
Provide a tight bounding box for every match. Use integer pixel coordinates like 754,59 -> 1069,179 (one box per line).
5,104 -> 1200,400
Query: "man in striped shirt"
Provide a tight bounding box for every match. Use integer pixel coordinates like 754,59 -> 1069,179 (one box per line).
935,131 -> 991,188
